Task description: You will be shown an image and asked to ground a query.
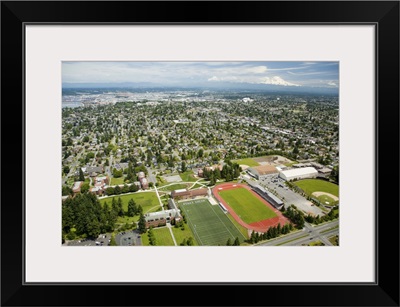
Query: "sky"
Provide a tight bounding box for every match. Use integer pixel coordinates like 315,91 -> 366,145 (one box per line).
62,61 -> 339,89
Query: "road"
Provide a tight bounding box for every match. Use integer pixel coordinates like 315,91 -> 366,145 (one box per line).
257,220 -> 339,246
146,166 -> 157,184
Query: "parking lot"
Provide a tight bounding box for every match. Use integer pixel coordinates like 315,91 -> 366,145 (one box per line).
260,175 -> 325,216
115,230 -> 142,246
65,233 -> 112,246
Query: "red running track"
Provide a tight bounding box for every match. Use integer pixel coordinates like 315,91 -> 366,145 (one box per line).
212,183 -> 290,234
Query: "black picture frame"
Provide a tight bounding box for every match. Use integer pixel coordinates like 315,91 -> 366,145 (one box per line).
1,1 -> 399,306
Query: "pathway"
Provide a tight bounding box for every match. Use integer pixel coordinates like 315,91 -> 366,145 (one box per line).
167,223 -> 177,246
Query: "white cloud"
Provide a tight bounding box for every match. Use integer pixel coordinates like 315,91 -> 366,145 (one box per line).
207,76 -> 239,82
245,66 -> 268,74
327,81 -> 338,87
258,76 -> 300,87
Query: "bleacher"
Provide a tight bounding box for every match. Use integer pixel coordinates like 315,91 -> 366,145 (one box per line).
218,202 -> 228,213
252,185 -> 284,209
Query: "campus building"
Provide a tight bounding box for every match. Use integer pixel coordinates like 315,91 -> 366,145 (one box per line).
279,167 -> 318,181
246,165 -> 279,180
144,209 -> 182,228
171,188 -> 209,200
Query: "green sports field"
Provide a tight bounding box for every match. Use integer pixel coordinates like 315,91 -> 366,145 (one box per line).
218,188 -> 277,224
293,179 -> 339,197
179,199 -> 246,246
233,158 -> 260,167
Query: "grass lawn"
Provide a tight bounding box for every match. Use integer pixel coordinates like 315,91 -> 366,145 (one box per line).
141,227 -> 175,246
110,176 -> 126,186
233,158 -> 259,167
328,235 -> 339,246
189,183 -> 207,189
116,216 -> 137,227
308,241 -> 325,246
99,192 -> 161,214
171,225 -> 199,246
294,179 -> 339,197
158,183 -> 188,191
180,170 -> 197,182
179,199 -> 246,246
218,188 -> 277,224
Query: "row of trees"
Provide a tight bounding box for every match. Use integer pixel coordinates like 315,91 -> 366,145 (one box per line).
247,222 -> 295,244
226,237 -> 241,246
282,205 -> 305,229
202,160 -> 242,185
305,206 -> 339,224
105,183 -> 139,196
62,194 -> 143,240
147,227 -> 157,246
62,193 -> 118,239
180,237 -> 195,246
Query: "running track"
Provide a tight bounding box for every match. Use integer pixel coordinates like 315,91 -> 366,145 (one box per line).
212,183 -> 290,234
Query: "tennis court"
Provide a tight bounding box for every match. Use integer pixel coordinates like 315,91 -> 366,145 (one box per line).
179,199 -> 246,246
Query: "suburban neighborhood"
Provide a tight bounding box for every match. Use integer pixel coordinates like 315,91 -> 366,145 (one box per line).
62,89 -> 339,247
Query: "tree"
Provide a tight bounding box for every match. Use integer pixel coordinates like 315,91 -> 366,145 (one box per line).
226,238 -> 232,246
181,161 -> 187,173
138,214 -> 146,233
113,168 -> 123,178
114,185 -> 121,195
80,183 -> 90,193
63,165 -> 70,175
129,183 -> 138,192
233,237 -> 240,246
105,187 -> 115,195
111,197 -> 118,216
187,237 -> 194,246
330,165 -> 339,183
109,234 -> 117,246
62,185 -> 73,196
122,184 -> 130,193
180,238 -> 187,246
127,199 -> 137,217
117,197 -> 124,216
79,168 -> 85,181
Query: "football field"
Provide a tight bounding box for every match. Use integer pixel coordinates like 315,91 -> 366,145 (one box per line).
179,199 -> 246,246
218,187 -> 277,224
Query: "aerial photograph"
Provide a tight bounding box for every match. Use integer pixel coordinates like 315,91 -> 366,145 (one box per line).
61,61 -> 339,247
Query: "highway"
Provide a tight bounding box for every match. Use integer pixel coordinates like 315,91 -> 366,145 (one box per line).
257,220 -> 339,246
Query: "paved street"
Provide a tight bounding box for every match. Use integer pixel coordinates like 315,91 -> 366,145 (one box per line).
257,220 -> 338,246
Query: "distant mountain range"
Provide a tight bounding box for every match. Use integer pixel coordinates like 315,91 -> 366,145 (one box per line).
62,82 -> 339,95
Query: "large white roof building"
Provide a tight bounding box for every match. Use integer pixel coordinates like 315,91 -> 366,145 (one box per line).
279,167 -> 318,181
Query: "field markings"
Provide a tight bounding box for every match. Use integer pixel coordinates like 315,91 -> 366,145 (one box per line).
183,200 -> 242,245
209,204 -> 236,240
211,206 -> 246,240
182,206 -> 204,246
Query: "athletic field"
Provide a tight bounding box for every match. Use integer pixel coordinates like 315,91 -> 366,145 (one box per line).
179,199 -> 246,246
218,187 -> 277,224
293,179 -> 339,197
